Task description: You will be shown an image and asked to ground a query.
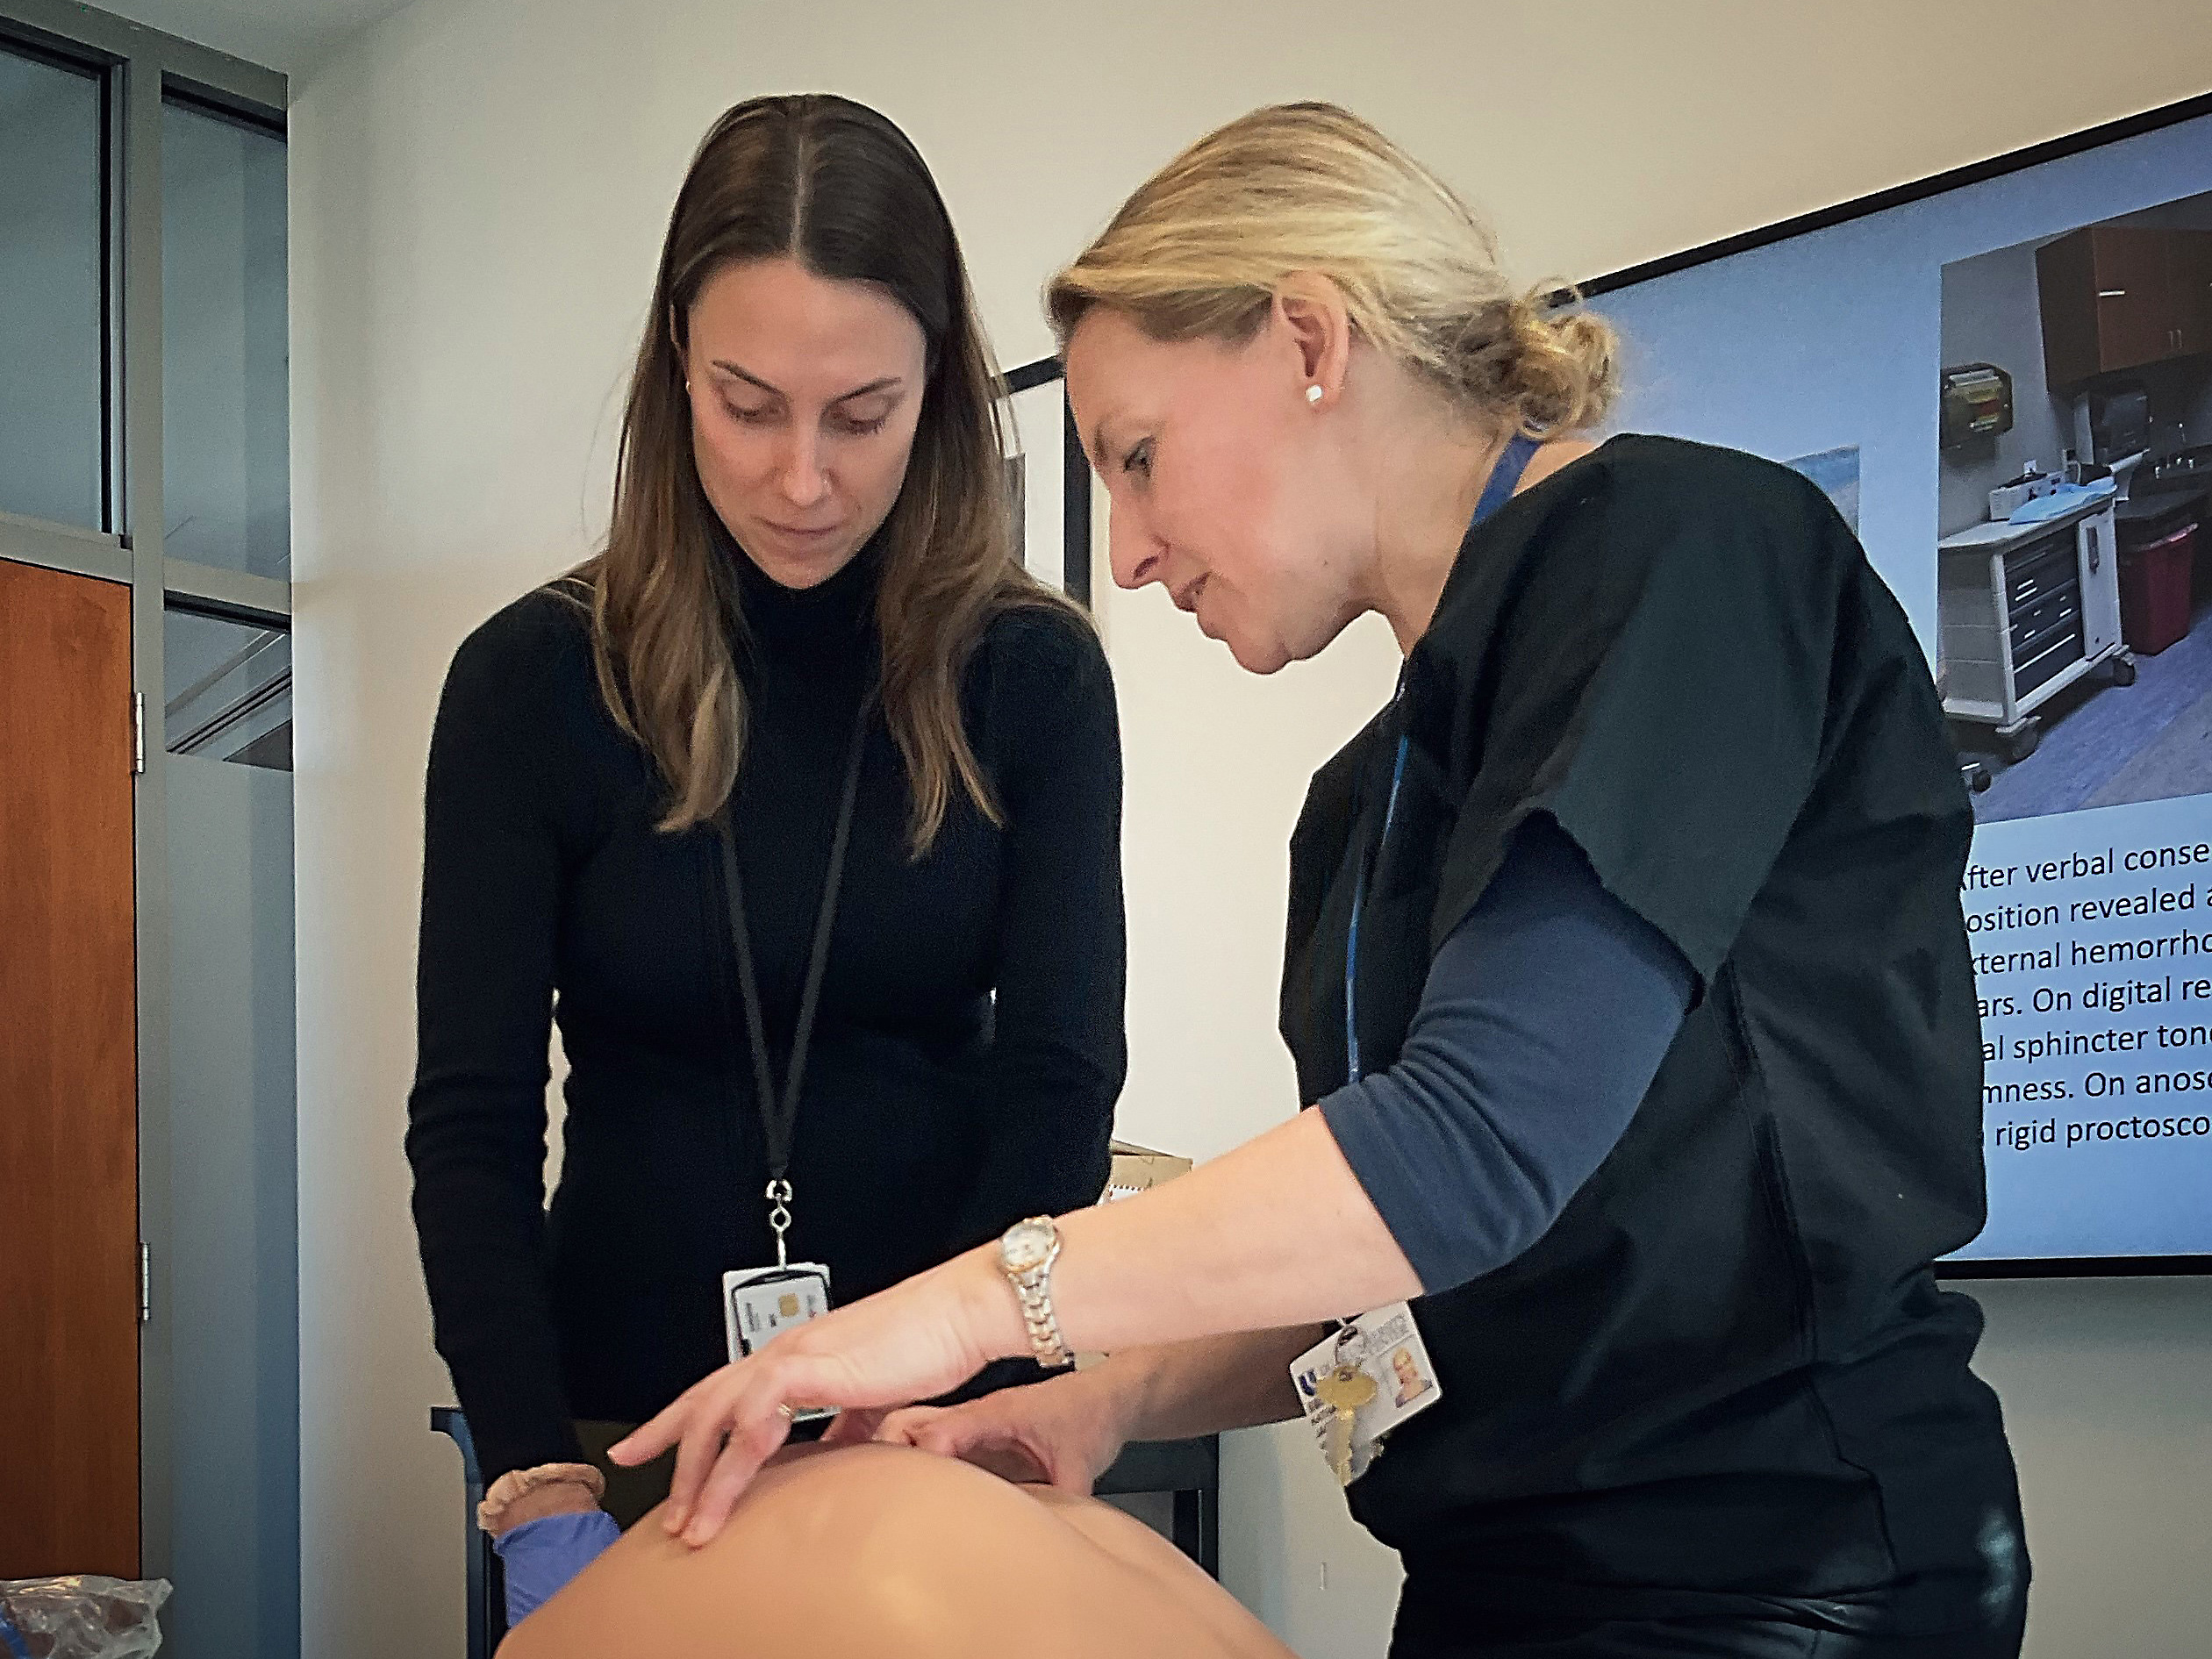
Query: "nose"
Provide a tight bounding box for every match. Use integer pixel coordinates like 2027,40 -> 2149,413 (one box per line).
777,425 -> 830,510
1110,506 -> 1169,591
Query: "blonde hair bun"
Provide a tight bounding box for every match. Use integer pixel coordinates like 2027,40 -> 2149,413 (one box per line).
1049,102 -> 1619,437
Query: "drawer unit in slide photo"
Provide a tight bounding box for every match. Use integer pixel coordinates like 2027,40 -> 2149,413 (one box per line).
1938,503 -> 2130,761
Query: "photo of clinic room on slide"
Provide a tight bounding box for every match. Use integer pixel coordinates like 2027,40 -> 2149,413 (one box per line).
1592,95 -> 2212,1270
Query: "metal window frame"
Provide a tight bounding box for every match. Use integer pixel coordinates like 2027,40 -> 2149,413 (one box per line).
1003,354 -> 1093,605
0,0 -> 286,1582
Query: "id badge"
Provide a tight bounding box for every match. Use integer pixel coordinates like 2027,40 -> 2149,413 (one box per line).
1290,1302 -> 1444,1486
722,1263 -> 837,1424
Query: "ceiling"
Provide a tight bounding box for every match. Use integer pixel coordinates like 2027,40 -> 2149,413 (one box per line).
95,0 -> 412,78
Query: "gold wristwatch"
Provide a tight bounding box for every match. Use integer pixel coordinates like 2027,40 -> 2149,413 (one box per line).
997,1216 -> 1072,1368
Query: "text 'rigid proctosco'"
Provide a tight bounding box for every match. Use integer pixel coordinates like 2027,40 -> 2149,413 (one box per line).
1965,841 -> 2212,1155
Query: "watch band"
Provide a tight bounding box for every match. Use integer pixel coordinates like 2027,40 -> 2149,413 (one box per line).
999,1218 -> 1073,1369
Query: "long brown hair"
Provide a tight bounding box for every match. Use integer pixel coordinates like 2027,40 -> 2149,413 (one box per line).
578,94 -> 1067,848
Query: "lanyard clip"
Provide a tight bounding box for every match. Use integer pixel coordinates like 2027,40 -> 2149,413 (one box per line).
765,1177 -> 794,1269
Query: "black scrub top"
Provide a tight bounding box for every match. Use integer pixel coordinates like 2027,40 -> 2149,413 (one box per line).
1282,435 -> 2023,1634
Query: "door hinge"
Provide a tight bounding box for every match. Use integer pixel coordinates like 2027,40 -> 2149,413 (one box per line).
132,692 -> 147,775
139,1242 -> 151,1324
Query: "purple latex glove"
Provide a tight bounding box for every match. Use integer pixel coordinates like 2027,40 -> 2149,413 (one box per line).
494,1508 -> 622,1627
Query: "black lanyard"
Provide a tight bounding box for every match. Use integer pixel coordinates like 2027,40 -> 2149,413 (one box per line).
714,688 -> 873,1265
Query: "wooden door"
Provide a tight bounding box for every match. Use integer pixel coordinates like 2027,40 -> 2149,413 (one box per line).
0,557 -> 140,1577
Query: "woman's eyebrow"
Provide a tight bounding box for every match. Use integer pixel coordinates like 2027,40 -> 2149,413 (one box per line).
831,377 -> 904,403
709,361 -> 904,404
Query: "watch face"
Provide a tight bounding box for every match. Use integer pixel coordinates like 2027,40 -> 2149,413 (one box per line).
1003,1219 -> 1053,1274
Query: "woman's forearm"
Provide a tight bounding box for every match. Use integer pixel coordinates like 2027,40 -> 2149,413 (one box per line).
968,1109 -> 1419,1365
1092,1326 -> 1325,1444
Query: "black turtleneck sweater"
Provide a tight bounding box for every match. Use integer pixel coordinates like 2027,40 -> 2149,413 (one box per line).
405,544 -> 1125,1483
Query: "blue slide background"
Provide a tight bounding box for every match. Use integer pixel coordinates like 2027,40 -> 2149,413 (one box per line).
1593,109 -> 2212,1261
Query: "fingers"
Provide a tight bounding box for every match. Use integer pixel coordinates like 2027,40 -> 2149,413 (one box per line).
660,1386 -> 731,1535
894,1385 -> 1117,1494
660,1351 -> 845,1542
903,1410 -> 988,1458
1048,1447 -> 1099,1496
875,1401 -> 1054,1485
678,1408 -> 791,1547
869,1405 -> 948,1446
817,1406 -> 888,1448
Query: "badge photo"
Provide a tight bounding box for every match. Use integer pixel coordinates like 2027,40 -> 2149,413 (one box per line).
1291,1301 -> 1444,1486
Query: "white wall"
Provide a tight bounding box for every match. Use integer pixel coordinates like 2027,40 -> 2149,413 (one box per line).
288,5 -> 2212,1656
1972,1276 -> 2212,1659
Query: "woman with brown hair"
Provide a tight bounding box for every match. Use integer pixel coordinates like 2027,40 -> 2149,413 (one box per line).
609,101 -> 2027,1659
404,93 -> 1125,1625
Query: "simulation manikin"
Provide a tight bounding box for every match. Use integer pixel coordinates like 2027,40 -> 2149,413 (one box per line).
498,1443 -> 1293,1659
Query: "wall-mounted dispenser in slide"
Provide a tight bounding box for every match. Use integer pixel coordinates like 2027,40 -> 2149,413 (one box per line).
1940,362 -> 2015,447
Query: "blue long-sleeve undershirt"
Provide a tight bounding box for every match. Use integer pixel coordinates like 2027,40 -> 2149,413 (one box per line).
1320,815 -> 1694,1296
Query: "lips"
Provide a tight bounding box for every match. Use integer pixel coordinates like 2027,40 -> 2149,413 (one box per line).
768,521 -> 842,540
1172,574 -> 1209,613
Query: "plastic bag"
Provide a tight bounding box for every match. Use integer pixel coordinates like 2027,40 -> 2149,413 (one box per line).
0,1578 -> 171,1659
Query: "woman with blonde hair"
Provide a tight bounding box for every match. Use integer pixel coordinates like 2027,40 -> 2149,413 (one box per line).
605,102 -> 2028,1658
404,92 -> 1125,1627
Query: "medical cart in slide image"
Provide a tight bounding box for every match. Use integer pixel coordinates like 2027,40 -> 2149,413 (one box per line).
1939,494 -> 2135,762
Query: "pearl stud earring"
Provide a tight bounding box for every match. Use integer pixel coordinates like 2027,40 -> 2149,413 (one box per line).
1306,384 -> 1324,405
